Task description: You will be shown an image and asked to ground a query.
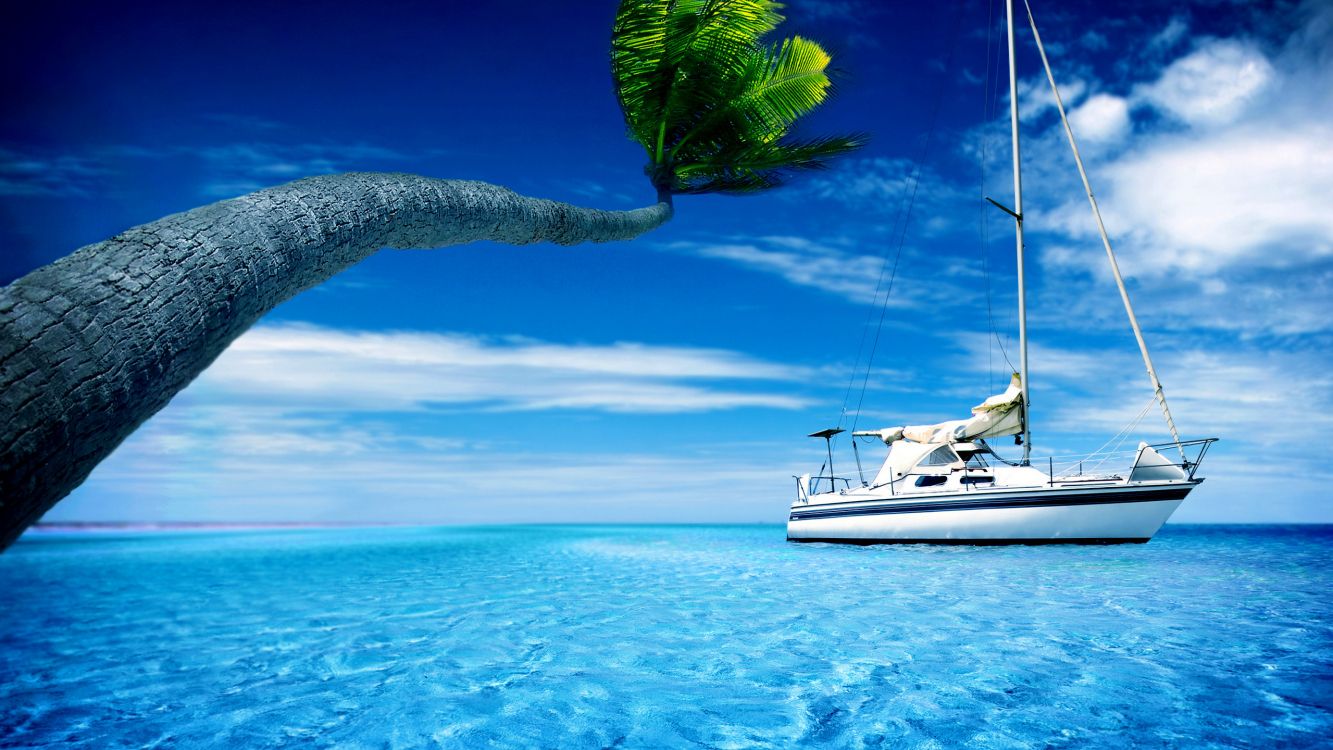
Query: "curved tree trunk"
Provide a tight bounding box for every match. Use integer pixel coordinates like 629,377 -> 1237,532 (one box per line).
0,172 -> 673,550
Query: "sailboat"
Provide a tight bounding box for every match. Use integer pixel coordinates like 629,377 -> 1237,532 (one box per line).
787,0 -> 1217,545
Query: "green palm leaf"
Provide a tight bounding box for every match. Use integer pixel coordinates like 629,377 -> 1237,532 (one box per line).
674,135 -> 864,194
612,0 -> 863,196
671,35 -> 837,162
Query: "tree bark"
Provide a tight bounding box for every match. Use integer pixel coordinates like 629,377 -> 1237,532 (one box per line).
0,172 -> 674,550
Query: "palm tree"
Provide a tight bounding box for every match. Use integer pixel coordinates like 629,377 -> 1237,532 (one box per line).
0,0 -> 860,550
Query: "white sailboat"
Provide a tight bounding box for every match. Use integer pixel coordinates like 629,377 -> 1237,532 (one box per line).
787,0 -> 1217,545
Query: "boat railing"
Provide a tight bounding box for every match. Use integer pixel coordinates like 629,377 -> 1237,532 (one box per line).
796,474 -> 854,501
1138,438 -> 1218,480
811,475 -> 854,495
1044,438 -> 1218,482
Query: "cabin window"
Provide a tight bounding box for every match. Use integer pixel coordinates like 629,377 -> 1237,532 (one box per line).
961,475 -> 995,485
915,475 -> 947,487
919,446 -> 958,466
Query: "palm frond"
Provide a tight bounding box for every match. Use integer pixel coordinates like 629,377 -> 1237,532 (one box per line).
735,36 -> 835,139
611,0 -> 862,195
610,0 -> 676,147
672,135 -> 866,193
616,0 -> 781,159
669,35 -> 836,166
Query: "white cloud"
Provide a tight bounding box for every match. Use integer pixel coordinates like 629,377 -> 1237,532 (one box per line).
194,323 -> 813,414
199,181 -> 264,198
563,178 -> 634,205
999,7 -> 1333,345
805,157 -> 918,206
1029,17 -> 1333,290
1135,39 -> 1275,126
1017,76 -> 1088,124
46,323 -> 830,522
1031,240 -> 1333,338
802,158 -> 969,230
1045,122 -> 1333,274
1153,349 -> 1331,447
193,142 -> 408,197
673,239 -> 884,304
0,147 -> 108,197
951,334 -> 1332,448
1147,17 -> 1189,54
662,235 -> 989,314
0,139 -> 418,201
1079,31 -> 1110,52
59,433 -> 805,524
1067,94 -> 1131,143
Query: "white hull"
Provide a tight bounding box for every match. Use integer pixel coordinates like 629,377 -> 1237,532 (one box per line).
787,482 -> 1196,544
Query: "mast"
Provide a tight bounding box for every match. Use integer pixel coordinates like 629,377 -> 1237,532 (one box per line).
1006,0 -> 1031,464
1021,0 -> 1184,457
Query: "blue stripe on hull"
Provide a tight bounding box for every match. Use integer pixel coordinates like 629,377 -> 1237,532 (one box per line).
788,486 -> 1191,522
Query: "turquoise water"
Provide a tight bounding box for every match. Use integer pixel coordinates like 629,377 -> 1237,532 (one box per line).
1,525 -> 1330,748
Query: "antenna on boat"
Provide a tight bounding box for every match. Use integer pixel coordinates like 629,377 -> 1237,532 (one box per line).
809,428 -> 844,494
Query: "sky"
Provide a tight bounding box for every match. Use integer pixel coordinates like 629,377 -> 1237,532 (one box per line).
3,0 -> 1330,524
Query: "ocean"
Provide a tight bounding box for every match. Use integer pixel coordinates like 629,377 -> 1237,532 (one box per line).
1,524 -> 1329,748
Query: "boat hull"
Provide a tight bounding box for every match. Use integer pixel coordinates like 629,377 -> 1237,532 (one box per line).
787,483 -> 1194,545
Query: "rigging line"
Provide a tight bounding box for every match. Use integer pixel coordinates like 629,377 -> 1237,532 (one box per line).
978,0 -> 1015,391
835,0 -> 970,429
983,8 -> 1015,379
984,20 -> 1018,380
834,223 -> 914,430
836,248 -> 897,428
971,0 -> 1020,398
1106,399 -> 1155,459
1083,396 -> 1156,473
835,179 -> 916,425
848,0 -> 969,433
843,161 -> 923,432
999,393 -> 1154,476
1102,404 -> 1152,455
982,0 -> 995,395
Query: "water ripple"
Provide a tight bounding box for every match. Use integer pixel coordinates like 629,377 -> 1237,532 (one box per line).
1,525 -> 1330,748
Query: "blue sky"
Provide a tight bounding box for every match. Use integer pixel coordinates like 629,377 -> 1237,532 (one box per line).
3,0 -> 1330,523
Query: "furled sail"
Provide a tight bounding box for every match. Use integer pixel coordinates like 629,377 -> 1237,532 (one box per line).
861,374 -> 1024,445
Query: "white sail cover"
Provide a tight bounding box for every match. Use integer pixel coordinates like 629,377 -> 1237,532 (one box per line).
870,374 -> 1024,445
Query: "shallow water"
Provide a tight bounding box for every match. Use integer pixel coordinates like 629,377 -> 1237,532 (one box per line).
1,524 -> 1330,748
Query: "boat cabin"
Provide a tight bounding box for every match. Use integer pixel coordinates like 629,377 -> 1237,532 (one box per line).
869,440 -> 1006,492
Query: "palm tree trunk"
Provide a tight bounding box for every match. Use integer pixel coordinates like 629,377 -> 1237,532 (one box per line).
0,172 -> 673,550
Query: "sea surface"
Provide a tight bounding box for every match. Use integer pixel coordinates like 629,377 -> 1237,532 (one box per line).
1,524 -> 1330,749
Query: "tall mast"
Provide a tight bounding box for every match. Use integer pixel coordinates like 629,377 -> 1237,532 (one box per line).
1006,0 -> 1031,464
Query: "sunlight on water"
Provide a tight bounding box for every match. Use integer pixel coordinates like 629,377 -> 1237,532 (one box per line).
1,525 -> 1330,748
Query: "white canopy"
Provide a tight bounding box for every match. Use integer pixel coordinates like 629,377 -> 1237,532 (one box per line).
858,374 -> 1024,446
